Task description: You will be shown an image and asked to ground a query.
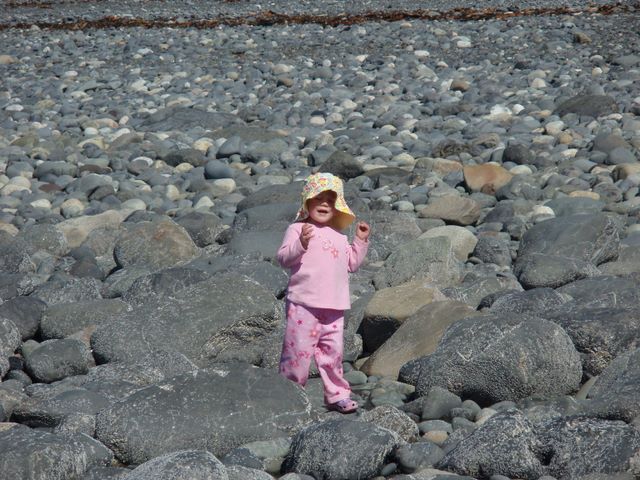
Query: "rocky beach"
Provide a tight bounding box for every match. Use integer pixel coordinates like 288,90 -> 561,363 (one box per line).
1,0 -> 640,478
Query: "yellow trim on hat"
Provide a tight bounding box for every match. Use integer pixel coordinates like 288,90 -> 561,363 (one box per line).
295,173 -> 356,230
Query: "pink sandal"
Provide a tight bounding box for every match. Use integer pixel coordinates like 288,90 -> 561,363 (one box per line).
327,398 -> 358,413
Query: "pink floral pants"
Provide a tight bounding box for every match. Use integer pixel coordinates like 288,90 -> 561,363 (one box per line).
279,301 -> 351,404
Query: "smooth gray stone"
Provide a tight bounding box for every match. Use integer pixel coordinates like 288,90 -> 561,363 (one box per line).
91,273 -> 280,365
554,95 -> 618,118
34,160 -> 79,179
502,143 -> 533,165
282,419 -> 401,480
0,425 -> 112,479
95,365 -> 310,464
65,173 -> 113,195
236,183 -> 303,212
225,230 -> 286,261
174,211 -> 225,247
135,107 -> 243,132
588,347 -> 640,422
309,144 -> 337,166
421,387 -> 462,421
395,442 -> 444,473
122,450 -> 227,480
24,338 -> 93,383
545,197 -> 604,217
163,148 -> 207,167
436,410 -> 544,479
592,133 -> 631,154
13,389 -> 105,434
114,218 -> 199,270
537,416 -> 640,479
607,147 -> 637,165
232,203 -> 298,232
318,150 -> 364,179
40,298 -> 130,339
216,135 -> 244,158
406,313 -> 581,405
514,213 -> 620,289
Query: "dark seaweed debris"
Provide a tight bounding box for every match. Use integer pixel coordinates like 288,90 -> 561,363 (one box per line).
1,3 -> 639,31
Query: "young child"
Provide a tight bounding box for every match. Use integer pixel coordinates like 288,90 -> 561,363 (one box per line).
277,172 -> 370,413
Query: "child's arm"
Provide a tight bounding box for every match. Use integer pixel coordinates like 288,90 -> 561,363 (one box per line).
348,221 -> 370,272
277,224 -> 307,268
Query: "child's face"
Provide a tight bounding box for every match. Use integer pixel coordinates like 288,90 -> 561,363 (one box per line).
307,190 -> 337,225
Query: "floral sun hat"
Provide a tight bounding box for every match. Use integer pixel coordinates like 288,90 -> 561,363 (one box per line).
295,172 -> 356,230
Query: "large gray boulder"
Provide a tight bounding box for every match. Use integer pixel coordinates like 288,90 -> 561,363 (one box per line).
436,410 -> 544,480
0,317 -> 20,377
95,364 -> 311,464
11,388 -> 111,428
0,424 -> 112,479
91,273 -> 280,365
514,213 -> 620,289
554,94 -> 619,117
30,277 -> 103,306
281,419 -> 402,480
0,295 -> 47,340
187,255 -> 288,299
24,338 -> 94,383
120,267 -> 211,306
366,211 -> 422,262
537,417 -> 640,479
373,236 -> 464,290
40,299 -> 131,339
17,223 -> 69,257
542,304 -> 640,376
556,274 -> 640,309
488,288 -> 567,315
587,348 -> 640,422
79,351 -> 199,404
114,219 -> 199,270
123,450 -> 228,480
405,313 -> 582,404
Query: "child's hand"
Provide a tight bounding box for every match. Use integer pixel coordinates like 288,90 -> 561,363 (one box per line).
355,221 -> 370,241
300,223 -> 314,249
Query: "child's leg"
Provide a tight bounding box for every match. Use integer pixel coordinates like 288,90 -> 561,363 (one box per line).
313,308 -> 352,404
279,301 -> 319,387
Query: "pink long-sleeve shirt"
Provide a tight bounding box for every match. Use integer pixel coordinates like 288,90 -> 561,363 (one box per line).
277,222 -> 368,311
